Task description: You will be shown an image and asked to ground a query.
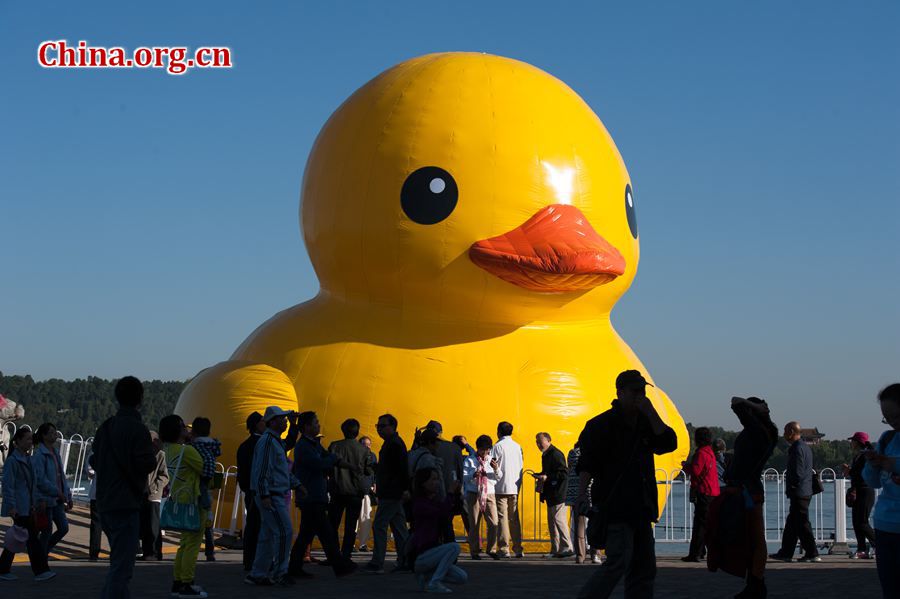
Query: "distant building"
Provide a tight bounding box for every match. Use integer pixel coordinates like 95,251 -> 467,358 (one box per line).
800,427 -> 825,446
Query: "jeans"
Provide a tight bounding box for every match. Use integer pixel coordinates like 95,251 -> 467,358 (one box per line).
251,495 -> 292,579
413,542 -> 467,587
852,488 -> 876,553
100,509 -> 141,599
290,502 -> 350,573
329,494 -> 363,559
875,529 -> 900,599
577,520 -> 656,599
0,515 -> 50,575
778,495 -> 817,557
370,497 -> 410,568
90,499 -> 103,559
687,493 -> 713,559
139,500 -> 162,558
242,491 -> 261,570
40,502 -> 70,556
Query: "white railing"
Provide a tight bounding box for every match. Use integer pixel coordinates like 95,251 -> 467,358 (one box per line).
1,432 -> 866,550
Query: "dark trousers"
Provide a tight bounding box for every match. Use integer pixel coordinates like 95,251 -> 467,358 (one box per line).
90,499 -> 103,559
204,527 -> 215,557
778,495 -> 817,557
328,494 -> 363,559
577,520 -> 656,599
876,529 -> 900,598
852,488 -> 876,553
687,493 -> 712,559
289,502 -> 348,574
0,515 -> 50,575
100,509 -> 141,599
139,500 -> 162,558
242,491 -> 261,570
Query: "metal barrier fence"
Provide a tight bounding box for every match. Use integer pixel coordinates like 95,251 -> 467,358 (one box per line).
0,432 -> 862,548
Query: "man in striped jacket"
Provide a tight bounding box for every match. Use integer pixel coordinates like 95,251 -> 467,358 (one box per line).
245,406 -> 305,586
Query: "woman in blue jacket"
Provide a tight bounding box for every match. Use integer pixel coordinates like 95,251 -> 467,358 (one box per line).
0,428 -> 55,581
863,383 -> 900,599
32,422 -> 72,557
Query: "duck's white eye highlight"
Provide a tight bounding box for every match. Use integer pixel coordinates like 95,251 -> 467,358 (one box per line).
429,178 -> 446,194
627,190 -> 633,208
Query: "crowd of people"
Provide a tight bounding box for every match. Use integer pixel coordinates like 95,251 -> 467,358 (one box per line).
1,375 -> 899,599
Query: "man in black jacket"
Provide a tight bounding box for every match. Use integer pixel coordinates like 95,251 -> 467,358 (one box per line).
536,432 -> 573,558
575,370 -> 678,599
236,410 -> 299,571
91,376 -> 158,599
771,421 -> 820,562
363,413 -> 409,574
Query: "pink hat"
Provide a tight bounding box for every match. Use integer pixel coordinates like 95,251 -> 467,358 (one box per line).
848,432 -> 869,444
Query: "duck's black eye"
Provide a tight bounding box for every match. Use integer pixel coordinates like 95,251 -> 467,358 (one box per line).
625,184 -> 638,239
401,166 -> 458,225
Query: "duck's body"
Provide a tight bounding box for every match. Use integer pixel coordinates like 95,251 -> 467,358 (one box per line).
176,52 -> 689,538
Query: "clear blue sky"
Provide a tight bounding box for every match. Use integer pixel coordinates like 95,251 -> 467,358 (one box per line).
2,2 -> 898,436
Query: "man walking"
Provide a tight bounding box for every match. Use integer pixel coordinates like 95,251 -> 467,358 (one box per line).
328,418 -> 373,559
770,421 -> 821,563
535,432 -> 574,558
576,370 -> 678,598
91,376 -> 159,599
236,411 -> 299,571
288,411 -> 357,577
246,406 -> 305,586
491,421 -> 524,558
363,414 -> 410,574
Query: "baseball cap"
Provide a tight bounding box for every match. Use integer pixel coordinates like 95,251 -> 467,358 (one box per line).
615,370 -> 654,389
263,406 -> 292,422
848,432 -> 869,444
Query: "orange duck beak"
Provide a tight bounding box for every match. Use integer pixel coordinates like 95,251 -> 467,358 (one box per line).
468,204 -> 626,293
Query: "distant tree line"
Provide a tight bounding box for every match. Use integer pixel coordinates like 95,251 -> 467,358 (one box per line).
0,373 -> 862,473
0,372 -> 184,437
685,422 -> 858,474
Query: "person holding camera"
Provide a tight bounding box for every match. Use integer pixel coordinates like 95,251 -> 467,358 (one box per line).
575,370 -> 677,599
535,432 -> 574,558
462,434 -> 501,559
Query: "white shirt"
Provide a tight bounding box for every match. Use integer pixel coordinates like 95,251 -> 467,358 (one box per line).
462,454 -> 502,495
491,436 -> 524,495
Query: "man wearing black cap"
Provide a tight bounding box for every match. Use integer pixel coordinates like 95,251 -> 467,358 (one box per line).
575,370 -> 677,599
236,410 -> 299,571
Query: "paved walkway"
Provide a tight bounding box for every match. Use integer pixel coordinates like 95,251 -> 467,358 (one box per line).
2,506 -> 881,597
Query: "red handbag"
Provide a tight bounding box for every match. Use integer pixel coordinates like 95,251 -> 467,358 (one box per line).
32,509 -> 50,530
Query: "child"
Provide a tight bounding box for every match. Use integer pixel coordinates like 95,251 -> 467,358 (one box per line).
190,417 -> 221,562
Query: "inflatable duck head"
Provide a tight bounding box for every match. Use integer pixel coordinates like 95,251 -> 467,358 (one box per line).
302,52 -> 639,326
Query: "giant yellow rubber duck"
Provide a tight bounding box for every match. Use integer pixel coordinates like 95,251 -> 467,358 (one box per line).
176,52 -> 689,539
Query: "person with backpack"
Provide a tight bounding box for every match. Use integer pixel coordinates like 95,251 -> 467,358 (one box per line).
0,428 -> 55,581
863,383 -> 900,598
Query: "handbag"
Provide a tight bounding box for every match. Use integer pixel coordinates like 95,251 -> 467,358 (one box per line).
845,488 -> 857,508
811,470 -> 824,495
3,524 -> 29,553
32,509 -> 50,530
160,446 -> 201,532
